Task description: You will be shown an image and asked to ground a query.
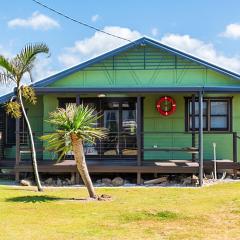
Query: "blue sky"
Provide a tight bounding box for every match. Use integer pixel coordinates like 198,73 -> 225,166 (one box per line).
1,0 -> 240,94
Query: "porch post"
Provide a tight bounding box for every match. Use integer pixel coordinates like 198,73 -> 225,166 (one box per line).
233,132 -> 238,163
233,132 -> 238,178
136,96 -> 142,167
15,118 -> 20,181
76,95 -> 80,106
198,91 -> 204,186
192,94 -> 196,161
76,95 -> 81,181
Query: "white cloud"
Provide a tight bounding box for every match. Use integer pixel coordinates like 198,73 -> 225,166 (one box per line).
58,54 -> 80,69
58,27 -> 240,74
31,57 -> 57,81
8,12 -> 60,30
161,34 -> 240,73
221,23 -> 240,39
151,27 -> 158,37
58,26 -> 141,67
91,14 -> 100,22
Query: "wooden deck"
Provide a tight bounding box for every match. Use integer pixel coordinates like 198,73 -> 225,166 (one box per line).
15,159 -> 200,174
2,159 -> 239,173
1,159 -> 239,183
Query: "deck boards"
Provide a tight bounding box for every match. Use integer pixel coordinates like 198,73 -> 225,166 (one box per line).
0,159 -> 237,174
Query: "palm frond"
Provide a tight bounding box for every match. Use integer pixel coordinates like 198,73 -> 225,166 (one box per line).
41,103 -> 108,156
0,55 -> 16,77
17,43 -> 49,74
40,131 -> 72,161
0,72 -> 15,85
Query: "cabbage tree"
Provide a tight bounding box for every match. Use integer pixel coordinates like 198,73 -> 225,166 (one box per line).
41,103 -> 107,199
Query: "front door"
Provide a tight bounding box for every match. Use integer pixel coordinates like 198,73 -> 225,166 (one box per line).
101,98 -> 137,158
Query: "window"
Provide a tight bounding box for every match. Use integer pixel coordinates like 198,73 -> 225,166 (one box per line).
6,115 -> 28,146
59,97 -> 137,158
58,98 -> 76,108
186,98 -> 231,132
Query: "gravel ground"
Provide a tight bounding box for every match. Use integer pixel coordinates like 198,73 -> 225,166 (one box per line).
1,177 -> 240,189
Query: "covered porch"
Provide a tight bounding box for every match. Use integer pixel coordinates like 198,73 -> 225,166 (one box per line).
5,87 -> 239,185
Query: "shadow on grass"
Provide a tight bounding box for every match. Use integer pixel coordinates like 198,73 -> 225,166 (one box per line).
6,195 -> 64,203
6,195 -> 93,203
2,188 -> 38,192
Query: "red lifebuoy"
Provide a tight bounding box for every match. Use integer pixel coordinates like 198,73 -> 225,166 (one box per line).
156,96 -> 176,116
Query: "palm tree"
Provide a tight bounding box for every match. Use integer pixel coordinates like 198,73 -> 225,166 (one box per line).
41,103 -> 107,199
0,43 -> 49,191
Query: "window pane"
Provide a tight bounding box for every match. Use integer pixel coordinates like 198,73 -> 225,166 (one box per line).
6,116 -> 16,145
122,110 -> 136,134
122,110 -> 137,155
189,101 -> 207,115
210,116 -> 227,129
84,142 -> 98,155
104,110 -> 119,132
58,98 -> 76,108
103,110 -> 119,155
211,101 -> 228,115
190,116 -> 207,129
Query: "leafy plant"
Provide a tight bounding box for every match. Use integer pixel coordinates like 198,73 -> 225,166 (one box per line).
41,103 -> 107,198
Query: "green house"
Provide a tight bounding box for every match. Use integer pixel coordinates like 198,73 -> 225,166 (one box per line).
0,37 -> 240,184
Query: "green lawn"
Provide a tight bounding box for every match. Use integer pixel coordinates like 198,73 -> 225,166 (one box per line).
0,183 -> 240,240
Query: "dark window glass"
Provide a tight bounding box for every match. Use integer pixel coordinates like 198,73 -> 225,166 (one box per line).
6,115 -> 27,145
186,98 -> 231,132
58,98 -> 76,108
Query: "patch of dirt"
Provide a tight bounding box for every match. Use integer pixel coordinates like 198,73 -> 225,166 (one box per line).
62,194 -> 112,202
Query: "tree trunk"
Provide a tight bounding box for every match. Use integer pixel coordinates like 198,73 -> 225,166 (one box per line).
18,89 -> 43,192
71,133 -> 97,199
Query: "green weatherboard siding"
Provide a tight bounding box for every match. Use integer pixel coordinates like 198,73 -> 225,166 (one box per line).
49,69 -> 239,88
4,43 -> 240,162
144,94 -> 237,160
49,46 -> 239,88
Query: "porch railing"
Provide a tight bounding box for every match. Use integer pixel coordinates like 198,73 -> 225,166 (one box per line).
16,131 -> 240,163
141,131 -> 238,162
18,131 -> 138,161
142,131 -> 196,161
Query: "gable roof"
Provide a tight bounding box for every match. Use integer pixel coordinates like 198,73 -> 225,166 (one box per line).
32,36 -> 240,88
1,36 -> 240,103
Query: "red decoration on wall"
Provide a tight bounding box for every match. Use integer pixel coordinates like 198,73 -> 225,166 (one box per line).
156,96 -> 177,116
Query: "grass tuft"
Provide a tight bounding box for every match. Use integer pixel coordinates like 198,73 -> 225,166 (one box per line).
121,210 -> 179,222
